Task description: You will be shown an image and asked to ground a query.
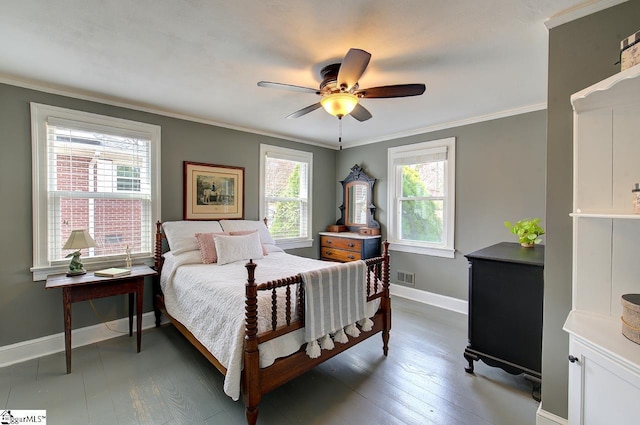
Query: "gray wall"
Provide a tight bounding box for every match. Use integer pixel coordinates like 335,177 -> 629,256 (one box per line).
337,110 -> 547,300
0,82 -> 337,347
0,81 -> 548,350
543,0 -> 640,418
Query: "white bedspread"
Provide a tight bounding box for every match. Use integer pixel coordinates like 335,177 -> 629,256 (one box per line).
160,248 -> 380,401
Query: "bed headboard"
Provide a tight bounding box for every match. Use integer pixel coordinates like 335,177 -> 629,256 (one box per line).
154,218 -> 270,274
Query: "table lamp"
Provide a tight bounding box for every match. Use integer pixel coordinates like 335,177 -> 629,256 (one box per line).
63,229 -> 97,276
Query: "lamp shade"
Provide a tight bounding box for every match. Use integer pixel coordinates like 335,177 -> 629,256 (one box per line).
321,93 -> 359,117
63,229 -> 97,250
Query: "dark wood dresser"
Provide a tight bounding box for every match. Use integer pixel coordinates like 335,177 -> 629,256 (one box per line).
319,232 -> 381,262
463,242 -> 544,399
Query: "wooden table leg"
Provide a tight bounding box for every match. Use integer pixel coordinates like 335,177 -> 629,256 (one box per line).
128,292 -> 134,337
136,281 -> 143,353
63,288 -> 72,374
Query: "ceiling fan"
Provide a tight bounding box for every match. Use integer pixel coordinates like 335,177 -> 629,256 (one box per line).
257,48 -> 426,123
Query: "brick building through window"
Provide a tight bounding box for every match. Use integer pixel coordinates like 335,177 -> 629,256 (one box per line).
31,103 -> 160,279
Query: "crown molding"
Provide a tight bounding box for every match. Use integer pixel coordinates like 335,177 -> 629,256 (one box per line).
545,0 -> 629,30
2,74 -> 545,152
343,102 -> 546,149
0,74 -> 336,150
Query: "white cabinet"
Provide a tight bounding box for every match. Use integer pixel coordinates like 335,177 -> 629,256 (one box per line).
568,338 -> 640,425
564,65 -> 640,425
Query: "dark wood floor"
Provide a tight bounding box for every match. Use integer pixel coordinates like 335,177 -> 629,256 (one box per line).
1,296 -> 538,424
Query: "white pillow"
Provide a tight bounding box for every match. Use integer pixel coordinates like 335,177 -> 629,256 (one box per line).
214,232 -> 264,265
219,219 -> 276,245
163,220 -> 223,255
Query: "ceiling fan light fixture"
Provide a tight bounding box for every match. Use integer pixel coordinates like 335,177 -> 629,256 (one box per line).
320,93 -> 358,118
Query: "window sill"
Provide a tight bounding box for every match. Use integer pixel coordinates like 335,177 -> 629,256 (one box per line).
389,242 -> 455,259
31,257 -> 155,281
275,238 -> 314,250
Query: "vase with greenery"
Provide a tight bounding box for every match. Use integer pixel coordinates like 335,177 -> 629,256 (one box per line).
504,218 -> 545,247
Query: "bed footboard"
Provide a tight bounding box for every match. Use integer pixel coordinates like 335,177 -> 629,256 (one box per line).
242,241 -> 391,425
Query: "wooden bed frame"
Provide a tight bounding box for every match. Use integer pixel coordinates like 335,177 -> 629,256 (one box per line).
152,221 -> 391,425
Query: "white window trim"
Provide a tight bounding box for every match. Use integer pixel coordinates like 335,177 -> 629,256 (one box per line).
259,144 -> 313,250
387,137 -> 456,259
30,103 -> 161,281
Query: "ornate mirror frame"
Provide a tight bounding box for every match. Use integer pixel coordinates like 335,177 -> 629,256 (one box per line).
337,164 -> 380,231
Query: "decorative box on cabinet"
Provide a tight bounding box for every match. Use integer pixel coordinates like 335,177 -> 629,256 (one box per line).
319,232 -> 381,262
564,66 -> 640,425
464,242 -> 544,400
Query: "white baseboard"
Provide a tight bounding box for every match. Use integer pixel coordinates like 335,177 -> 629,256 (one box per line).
1,286 -> 462,368
2,285 -> 466,367
536,403 -> 568,425
390,283 -> 468,315
0,312 -> 166,368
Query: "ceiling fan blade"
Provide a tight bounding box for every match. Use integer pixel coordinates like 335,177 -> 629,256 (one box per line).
349,103 -> 372,122
356,83 -> 426,98
286,102 -> 322,119
337,48 -> 371,91
258,81 -> 321,95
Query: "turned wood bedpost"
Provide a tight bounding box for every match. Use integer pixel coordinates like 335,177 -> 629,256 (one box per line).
381,240 -> 391,356
243,260 -> 260,425
154,221 -> 163,270
153,221 -> 164,327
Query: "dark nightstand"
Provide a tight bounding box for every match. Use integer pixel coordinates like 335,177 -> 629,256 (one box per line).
45,264 -> 157,373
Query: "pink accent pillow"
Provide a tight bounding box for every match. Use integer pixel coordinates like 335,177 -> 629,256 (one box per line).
195,230 -> 268,264
195,232 -> 228,264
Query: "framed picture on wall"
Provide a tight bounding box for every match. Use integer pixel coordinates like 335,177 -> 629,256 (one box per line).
183,161 -> 245,220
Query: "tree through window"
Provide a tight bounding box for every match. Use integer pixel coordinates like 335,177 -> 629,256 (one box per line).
387,138 -> 455,258
260,144 -> 313,249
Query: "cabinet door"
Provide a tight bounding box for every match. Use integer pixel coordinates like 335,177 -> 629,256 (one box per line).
569,338 -> 640,425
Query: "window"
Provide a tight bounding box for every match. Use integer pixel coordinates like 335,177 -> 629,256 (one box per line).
31,103 -> 161,280
260,144 -> 313,249
116,165 -> 141,192
387,137 -> 455,258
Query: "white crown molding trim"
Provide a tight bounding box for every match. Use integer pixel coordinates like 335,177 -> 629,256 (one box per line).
536,403 -> 568,425
390,283 -> 468,315
0,74 -> 335,150
343,102 -> 546,149
1,74 -> 544,151
0,312 -> 168,368
545,0 -> 629,29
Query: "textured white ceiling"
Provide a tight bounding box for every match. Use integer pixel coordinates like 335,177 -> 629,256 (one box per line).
1,0 -> 589,148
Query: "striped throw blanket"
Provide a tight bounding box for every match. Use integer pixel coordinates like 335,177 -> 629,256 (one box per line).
300,260 -> 373,358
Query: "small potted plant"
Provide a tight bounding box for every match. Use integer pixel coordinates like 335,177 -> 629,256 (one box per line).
504,218 -> 545,247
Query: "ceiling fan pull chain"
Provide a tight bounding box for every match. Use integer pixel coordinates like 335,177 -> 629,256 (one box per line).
339,117 -> 343,150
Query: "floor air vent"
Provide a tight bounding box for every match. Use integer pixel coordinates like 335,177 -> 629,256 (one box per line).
397,270 -> 415,286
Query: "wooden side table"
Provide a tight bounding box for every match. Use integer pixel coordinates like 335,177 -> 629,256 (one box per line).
45,264 -> 157,373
